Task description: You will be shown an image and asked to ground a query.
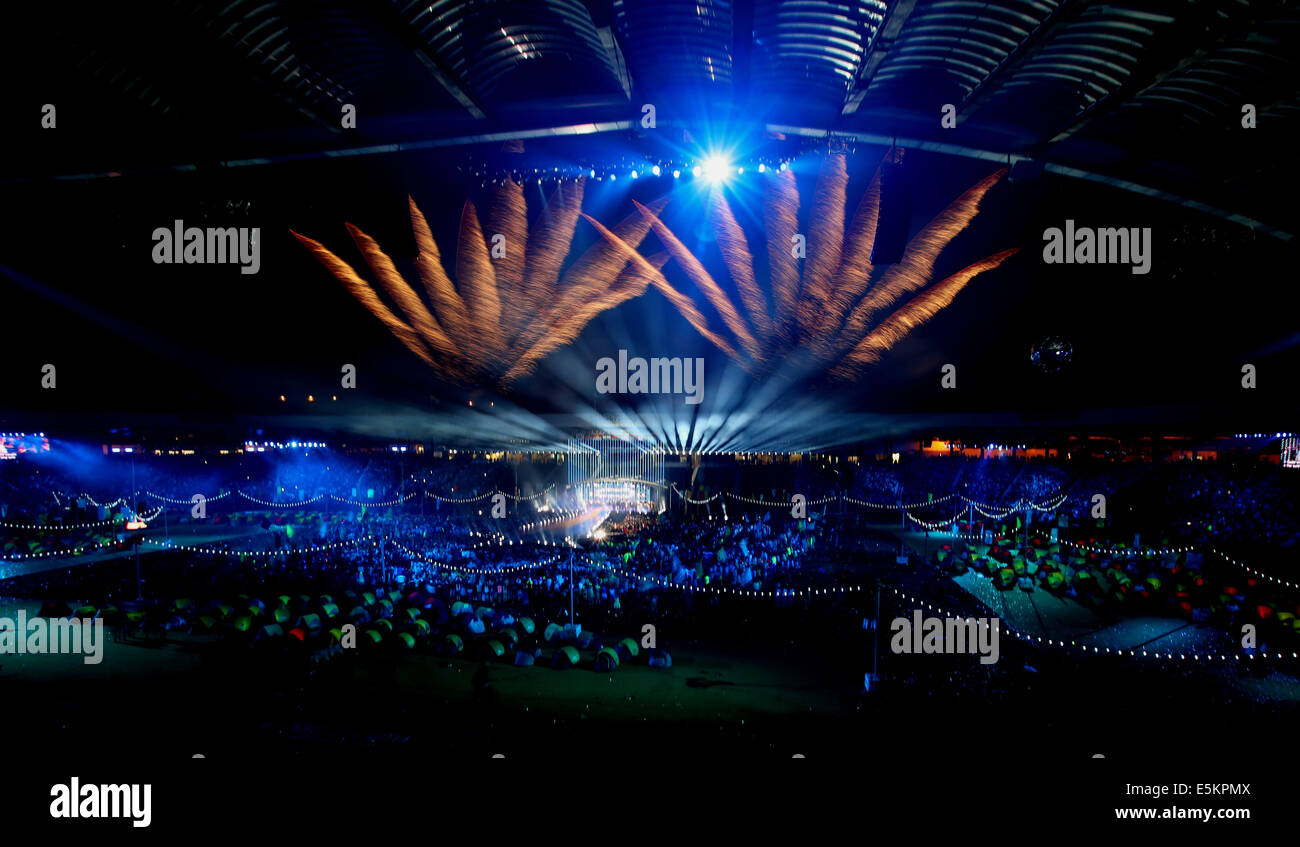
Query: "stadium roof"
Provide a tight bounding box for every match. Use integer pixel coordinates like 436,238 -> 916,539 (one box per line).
7,0 -> 1299,237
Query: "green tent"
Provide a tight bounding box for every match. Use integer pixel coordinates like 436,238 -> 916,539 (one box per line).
397,632 -> 416,650
552,645 -> 580,667
544,623 -> 563,642
618,637 -> 639,658
596,647 -> 620,671
444,634 -> 464,654
484,639 -> 505,658
518,617 -> 535,635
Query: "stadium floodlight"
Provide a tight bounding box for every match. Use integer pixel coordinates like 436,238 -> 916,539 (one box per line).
702,154 -> 732,184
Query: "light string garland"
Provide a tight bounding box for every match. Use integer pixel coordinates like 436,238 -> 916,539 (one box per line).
885,585 -> 1299,663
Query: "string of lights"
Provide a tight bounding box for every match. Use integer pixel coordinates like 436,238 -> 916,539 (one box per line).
1211,547 -> 1300,589
502,485 -> 555,501
236,491 -> 326,507
0,539 -> 123,561
144,490 -> 232,504
885,585 -> 1298,663
329,492 -> 418,507
842,493 -> 959,510
905,505 -> 971,531
460,156 -> 799,189
674,486 -> 722,504
141,537 -> 369,557
0,515 -> 126,531
1029,530 -> 1195,557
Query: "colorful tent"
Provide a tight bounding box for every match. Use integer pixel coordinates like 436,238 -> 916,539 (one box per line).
616,638 -> 639,660
552,645 -> 580,668
595,647 -> 620,672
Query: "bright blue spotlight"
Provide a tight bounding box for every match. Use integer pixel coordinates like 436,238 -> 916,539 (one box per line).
672,169 -> 681,179
630,170 -> 638,179
652,165 -> 661,176
702,155 -> 732,184
758,163 -> 766,173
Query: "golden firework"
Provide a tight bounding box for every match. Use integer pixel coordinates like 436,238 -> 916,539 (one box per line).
291,177 -> 669,386
616,150 -> 1020,378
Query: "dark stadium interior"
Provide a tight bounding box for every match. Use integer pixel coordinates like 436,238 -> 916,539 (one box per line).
2,2 -> 1299,824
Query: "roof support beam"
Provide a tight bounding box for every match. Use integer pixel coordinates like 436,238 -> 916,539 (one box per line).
1048,16 -> 1270,144
957,0 -> 1086,123
767,122 -> 1293,241
410,49 -> 487,120
843,0 -> 919,115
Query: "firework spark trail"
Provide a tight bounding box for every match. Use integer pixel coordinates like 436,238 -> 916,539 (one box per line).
514,196 -> 667,357
520,180 -> 585,340
832,248 -> 1021,377
799,151 -> 848,341
763,168 -> 801,338
345,223 -> 455,359
504,251 -> 669,382
825,163 -> 882,334
456,199 -> 506,361
631,152 -> 1014,379
633,200 -> 760,361
290,230 -> 438,368
409,196 -> 473,353
296,172 -> 664,386
487,178 -> 529,343
709,187 -> 773,343
838,167 -> 1007,347
581,212 -> 740,360
558,199 -> 669,308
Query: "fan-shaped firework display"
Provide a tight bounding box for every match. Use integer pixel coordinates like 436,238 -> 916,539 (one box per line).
291,179 -> 670,387
621,151 -> 1019,380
